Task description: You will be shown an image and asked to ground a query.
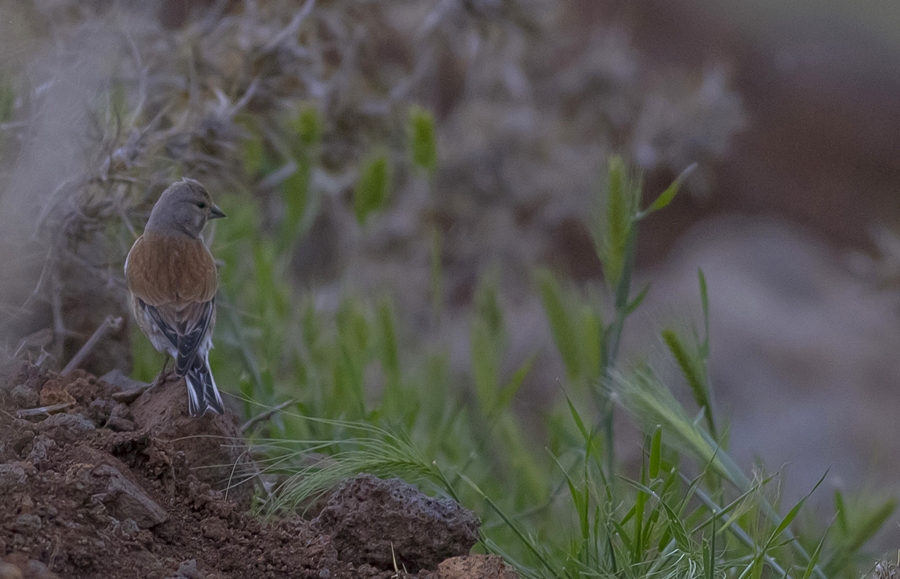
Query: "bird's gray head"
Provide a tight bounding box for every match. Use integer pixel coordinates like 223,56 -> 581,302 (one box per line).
145,178 -> 226,238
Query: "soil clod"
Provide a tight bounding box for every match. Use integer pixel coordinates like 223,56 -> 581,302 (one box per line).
312,474 -> 480,573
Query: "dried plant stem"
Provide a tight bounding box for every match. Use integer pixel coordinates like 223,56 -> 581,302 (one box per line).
241,399 -> 296,433
62,315 -> 123,375
16,401 -> 75,418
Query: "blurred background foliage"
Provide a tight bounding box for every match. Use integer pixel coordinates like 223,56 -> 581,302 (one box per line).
1,0 -> 900,577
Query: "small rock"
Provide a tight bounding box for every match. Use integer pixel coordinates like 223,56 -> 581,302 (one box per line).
91,464 -> 168,529
106,417 -> 136,432
104,369 -> 152,404
105,403 -> 136,431
10,385 -> 39,408
0,464 -> 26,492
87,398 -> 114,426
35,413 -> 95,442
38,379 -> 76,407
27,436 -> 53,465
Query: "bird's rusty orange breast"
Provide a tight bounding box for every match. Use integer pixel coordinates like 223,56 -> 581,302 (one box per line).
125,231 -> 219,307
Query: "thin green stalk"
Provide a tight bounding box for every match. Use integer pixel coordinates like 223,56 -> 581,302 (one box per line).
459,473 -> 559,577
595,221 -> 640,478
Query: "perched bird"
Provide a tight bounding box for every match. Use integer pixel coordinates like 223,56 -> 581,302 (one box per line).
125,178 -> 226,416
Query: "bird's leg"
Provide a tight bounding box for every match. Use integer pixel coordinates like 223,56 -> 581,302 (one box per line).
153,354 -> 173,386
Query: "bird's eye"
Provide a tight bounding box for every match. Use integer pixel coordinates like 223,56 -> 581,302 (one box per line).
197,202 -> 207,209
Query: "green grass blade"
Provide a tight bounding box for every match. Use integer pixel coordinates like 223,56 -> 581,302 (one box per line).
354,152 -> 390,224
458,474 -> 558,576
536,270 -> 581,381
408,105 -> 438,174
649,425 -> 662,479
636,163 -> 696,220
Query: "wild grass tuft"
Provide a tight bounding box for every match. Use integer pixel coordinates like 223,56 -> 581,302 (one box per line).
206,156 -> 894,578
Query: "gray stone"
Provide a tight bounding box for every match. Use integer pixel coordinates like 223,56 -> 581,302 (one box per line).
10,384 -> 39,408
91,464 -> 168,529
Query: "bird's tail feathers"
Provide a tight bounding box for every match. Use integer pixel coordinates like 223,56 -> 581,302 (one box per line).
185,356 -> 224,416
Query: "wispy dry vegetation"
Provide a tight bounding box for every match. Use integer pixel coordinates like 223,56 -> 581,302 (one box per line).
0,0 -> 744,372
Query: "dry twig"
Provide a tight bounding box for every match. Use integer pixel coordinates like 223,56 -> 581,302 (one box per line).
241,399 -> 297,433
62,315 -> 123,375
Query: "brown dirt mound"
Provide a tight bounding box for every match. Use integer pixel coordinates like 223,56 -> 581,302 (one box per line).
0,362 -> 499,579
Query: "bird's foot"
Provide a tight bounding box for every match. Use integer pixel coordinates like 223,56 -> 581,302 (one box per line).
152,370 -> 179,387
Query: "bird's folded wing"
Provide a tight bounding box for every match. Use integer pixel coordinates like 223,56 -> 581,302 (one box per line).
140,300 -> 179,349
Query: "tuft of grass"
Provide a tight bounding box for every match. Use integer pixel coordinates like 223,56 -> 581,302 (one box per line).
202,156 -> 893,578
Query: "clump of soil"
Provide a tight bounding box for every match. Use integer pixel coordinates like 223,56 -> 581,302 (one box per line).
0,362 -> 500,579
313,474 -> 479,572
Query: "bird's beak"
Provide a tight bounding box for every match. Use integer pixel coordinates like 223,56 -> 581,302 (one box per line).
209,205 -> 226,219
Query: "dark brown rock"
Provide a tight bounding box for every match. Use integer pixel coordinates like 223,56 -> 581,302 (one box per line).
91,463 -> 168,528
312,473 -> 480,572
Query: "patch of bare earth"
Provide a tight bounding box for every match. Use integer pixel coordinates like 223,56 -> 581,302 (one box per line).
0,362 -> 510,579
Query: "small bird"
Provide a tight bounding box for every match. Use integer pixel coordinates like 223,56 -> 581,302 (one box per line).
125,178 -> 226,416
